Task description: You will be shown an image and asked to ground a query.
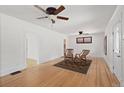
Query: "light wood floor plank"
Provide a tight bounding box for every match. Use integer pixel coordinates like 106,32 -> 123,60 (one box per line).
0,57 -> 120,87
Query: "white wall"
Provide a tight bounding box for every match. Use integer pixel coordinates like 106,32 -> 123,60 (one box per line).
0,16 -> 1,75
121,6 -> 124,87
104,6 -> 124,86
0,13 -> 66,76
0,13 -> 26,76
67,32 -> 104,57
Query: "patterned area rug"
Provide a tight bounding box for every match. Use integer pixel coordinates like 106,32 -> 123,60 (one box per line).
54,60 -> 92,74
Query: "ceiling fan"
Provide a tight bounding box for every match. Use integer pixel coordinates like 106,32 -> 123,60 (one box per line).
34,5 -> 69,24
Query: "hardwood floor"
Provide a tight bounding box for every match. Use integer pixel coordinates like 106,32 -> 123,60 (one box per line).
0,57 -> 120,87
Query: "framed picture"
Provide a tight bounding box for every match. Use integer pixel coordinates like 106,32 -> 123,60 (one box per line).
76,37 -> 83,43
76,37 -> 92,44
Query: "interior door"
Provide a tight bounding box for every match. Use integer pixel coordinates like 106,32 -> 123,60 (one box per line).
113,21 -> 122,81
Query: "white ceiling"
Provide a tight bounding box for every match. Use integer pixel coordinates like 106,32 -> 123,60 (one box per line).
0,5 -> 116,35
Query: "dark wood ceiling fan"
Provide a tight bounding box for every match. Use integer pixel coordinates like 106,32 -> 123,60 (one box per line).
34,5 -> 69,24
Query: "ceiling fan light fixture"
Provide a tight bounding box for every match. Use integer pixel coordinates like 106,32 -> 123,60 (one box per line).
51,19 -> 55,24
49,15 -> 56,19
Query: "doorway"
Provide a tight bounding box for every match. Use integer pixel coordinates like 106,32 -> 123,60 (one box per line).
112,21 -> 122,82
25,33 -> 39,68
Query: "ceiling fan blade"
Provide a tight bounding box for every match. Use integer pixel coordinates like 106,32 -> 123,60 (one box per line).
54,5 -> 65,15
57,16 -> 69,20
34,5 -> 46,13
36,16 -> 48,19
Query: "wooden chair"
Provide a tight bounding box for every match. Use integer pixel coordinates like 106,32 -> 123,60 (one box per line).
74,50 -> 90,66
64,49 -> 74,62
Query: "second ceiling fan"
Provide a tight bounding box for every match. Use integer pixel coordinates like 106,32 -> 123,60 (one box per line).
34,5 -> 69,24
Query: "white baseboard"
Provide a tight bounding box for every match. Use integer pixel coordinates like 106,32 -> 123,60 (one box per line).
0,56 -> 62,77
0,64 -> 26,77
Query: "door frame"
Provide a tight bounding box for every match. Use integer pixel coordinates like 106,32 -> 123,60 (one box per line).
64,39 -> 67,56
